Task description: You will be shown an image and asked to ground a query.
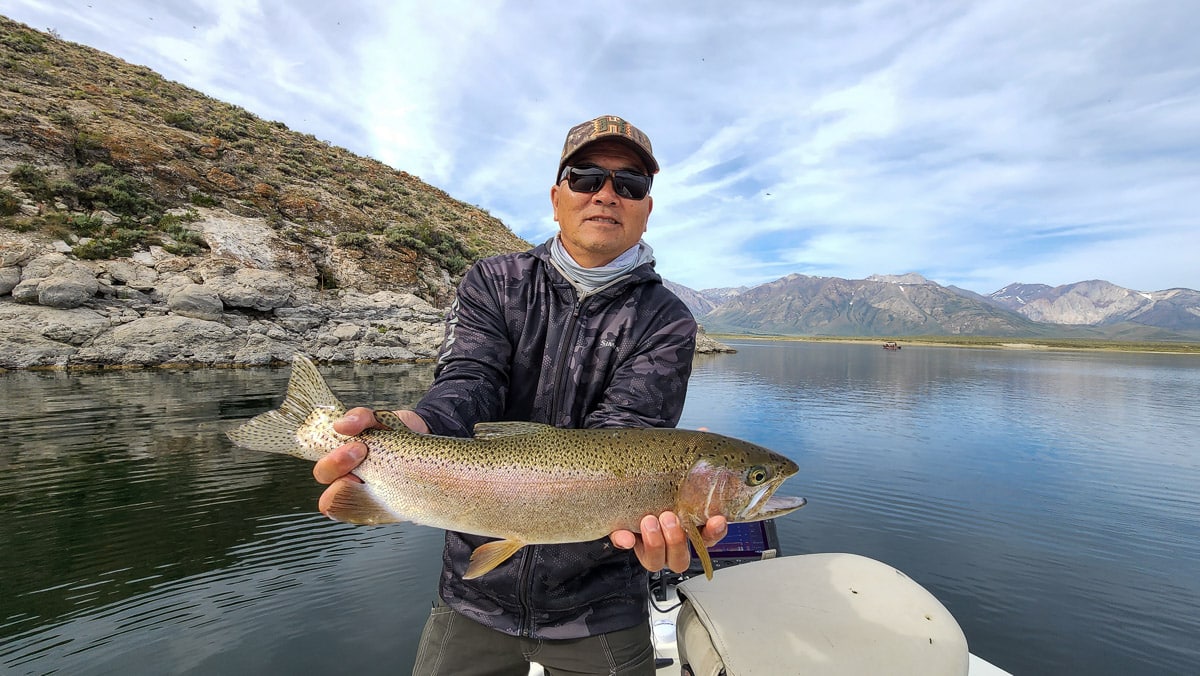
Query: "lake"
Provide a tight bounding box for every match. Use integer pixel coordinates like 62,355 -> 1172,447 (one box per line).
2,340 -> 1198,675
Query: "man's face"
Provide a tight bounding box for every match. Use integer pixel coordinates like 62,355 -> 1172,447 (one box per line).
550,139 -> 654,268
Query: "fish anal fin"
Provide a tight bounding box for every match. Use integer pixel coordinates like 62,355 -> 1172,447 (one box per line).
464,539 -> 526,579
324,479 -> 402,525
682,520 -> 715,580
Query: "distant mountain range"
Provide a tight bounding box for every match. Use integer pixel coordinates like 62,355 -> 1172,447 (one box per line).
664,275 -> 1200,340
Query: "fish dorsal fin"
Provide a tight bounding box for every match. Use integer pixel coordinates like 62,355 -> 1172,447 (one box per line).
472,421 -> 556,440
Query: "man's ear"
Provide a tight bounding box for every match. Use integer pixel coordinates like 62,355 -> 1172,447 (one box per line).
550,184 -> 560,222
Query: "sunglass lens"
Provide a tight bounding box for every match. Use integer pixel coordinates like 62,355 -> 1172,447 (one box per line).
564,166 -> 651,200
613,171 -> 650,200
567,167 -> 606,193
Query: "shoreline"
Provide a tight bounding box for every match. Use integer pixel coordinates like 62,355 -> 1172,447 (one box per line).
708,334 -> 1200,355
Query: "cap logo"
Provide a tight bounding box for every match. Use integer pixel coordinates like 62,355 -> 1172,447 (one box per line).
592,115 -> 649,148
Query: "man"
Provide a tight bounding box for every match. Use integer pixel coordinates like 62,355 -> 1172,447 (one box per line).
314,115 -> 727,675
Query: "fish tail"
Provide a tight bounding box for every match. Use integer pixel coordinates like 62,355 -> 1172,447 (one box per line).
226,354 -> 346,457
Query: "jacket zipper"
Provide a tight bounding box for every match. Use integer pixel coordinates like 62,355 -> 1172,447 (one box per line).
545,273 -> 634,425
516,546 -> 536,636
547,296 -> 585,425
523,271 -> 634,635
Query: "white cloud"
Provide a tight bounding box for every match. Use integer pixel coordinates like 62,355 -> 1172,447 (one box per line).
4,0 -> 1197,294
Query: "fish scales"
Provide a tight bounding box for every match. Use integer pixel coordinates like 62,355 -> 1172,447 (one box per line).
227,354 -> 806,579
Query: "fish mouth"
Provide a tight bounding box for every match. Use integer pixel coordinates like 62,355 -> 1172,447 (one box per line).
736,481 -> 807,521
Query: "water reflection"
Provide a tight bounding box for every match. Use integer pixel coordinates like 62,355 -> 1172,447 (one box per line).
3,343 -> 1199,674
684,340 -> 1200,674
1,362 -> 438,673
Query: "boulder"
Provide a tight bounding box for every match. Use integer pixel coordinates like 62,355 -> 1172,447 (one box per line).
37,262 -> 100,309
37,306 -> 110,345
168,283 -> 224,321
21,252 -> 71,280
0,266 -> 19,295
11,279 -> 40,303
206,267 -> 296,311
76,315 -> 239,365
101,260 -> 159,291
0,303 -> 96,368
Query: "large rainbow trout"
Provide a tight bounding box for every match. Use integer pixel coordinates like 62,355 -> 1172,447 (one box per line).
227,355 -> 806,580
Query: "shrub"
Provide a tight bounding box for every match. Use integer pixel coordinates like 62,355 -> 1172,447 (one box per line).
68,164 -> 159,219
11,216 -> 44,233
335,231 -> 371,248
41,212 -> 105,237
72,226 -> 156,260
0,188 -> 20,216
1,31 -> 46,54
10,164 -> 51,200
384,222 -> 476,274
163,111 -> 201,132
50,110 -> 76,127
189,192 -> 218,207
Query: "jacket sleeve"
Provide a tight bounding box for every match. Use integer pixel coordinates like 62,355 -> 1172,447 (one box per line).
412,262 -> 510,437
585,300 -> 697,430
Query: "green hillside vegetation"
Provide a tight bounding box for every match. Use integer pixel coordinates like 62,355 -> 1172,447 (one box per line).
0,17 -> 528,300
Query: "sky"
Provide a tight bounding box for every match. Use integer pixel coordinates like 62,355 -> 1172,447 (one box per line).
4,0 -> 1199,294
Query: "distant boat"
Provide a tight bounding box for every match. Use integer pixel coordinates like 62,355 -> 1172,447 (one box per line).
883,341 -> 901,350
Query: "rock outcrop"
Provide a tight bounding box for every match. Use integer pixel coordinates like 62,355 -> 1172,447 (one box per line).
1,221 -> 447,369
1,219 -> 732,369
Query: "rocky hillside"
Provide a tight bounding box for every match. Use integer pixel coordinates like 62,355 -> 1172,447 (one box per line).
0,17 -> 534,369
693,272 -> 1199,339
988,280 -> 1200,331
663,280 -> 717,317
702,273 -> 1052,337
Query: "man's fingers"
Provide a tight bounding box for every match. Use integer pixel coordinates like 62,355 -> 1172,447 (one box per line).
313,441 -> 367,484
618,513 -> 727,573
332,407 -> 380,436
702,515 -> 728,548
610,529 -> 637,551
660,512 -> 691,573
635,514 -> 666,571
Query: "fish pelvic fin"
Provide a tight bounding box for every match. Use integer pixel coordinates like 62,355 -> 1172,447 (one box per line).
464,539 -> 527,580
682,520 -> 714,580
226,353 -> 346,458
324,478 -> 403,525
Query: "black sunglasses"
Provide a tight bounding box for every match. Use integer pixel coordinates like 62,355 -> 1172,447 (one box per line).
559,165 -> 653,200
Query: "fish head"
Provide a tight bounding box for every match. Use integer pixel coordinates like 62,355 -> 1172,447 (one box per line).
676,434 -> 807,524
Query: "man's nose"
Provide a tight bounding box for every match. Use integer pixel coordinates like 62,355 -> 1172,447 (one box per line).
592,176 -> 620,202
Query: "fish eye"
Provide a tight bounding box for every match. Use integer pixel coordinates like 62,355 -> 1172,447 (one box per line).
746,465 -> 770,486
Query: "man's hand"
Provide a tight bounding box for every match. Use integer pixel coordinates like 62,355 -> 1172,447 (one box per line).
313,407 -> 428,514
610,513 -> 728,573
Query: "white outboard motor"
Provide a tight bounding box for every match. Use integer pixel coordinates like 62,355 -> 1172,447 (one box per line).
675,553 -> 970,675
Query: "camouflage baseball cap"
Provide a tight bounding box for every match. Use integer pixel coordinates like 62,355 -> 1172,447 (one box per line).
558,115 -> 659,179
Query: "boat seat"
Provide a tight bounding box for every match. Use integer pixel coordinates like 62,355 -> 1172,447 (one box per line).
676,553 -> 969,676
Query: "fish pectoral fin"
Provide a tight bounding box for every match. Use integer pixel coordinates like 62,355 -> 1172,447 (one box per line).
324,479 -> 402,525
464,539 -> 526,580
682,520 -> 715,580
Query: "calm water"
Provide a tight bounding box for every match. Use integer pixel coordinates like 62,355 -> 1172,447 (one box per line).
2,341 -> 1198,675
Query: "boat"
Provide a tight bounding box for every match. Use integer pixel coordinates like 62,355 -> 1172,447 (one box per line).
534,520 -> 1011,675
883,341 -> 902,350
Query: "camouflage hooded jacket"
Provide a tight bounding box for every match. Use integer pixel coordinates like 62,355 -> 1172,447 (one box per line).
411,240 -> 698,640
